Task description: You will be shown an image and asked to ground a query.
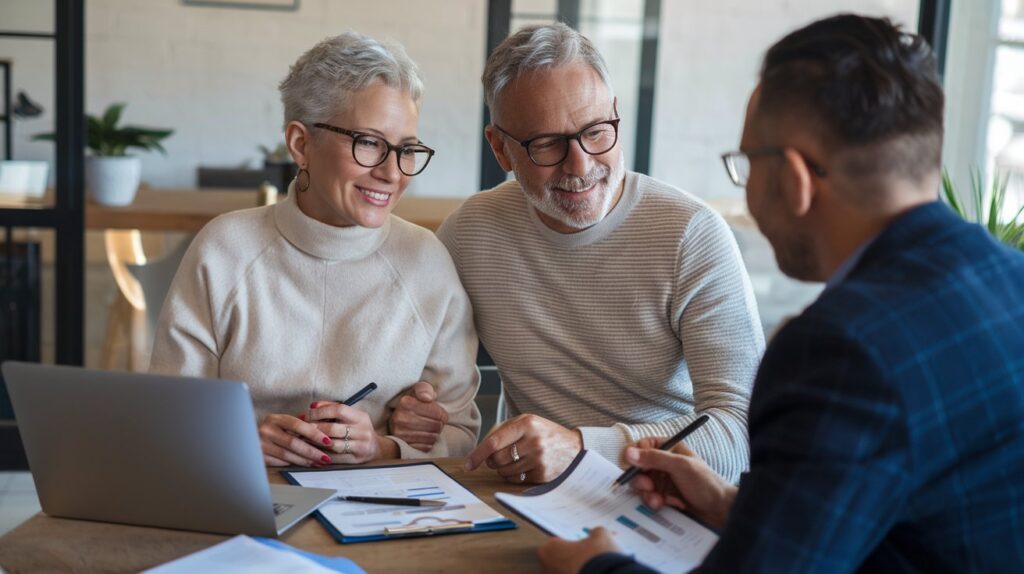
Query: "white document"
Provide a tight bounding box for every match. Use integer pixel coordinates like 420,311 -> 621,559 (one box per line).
496,450 -> 718,574
287,463 -> 509,537
143,535 -> 355,574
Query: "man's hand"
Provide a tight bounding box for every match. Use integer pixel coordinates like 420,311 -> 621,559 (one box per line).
389,381 -> 449,452
465,414 -> 582,484
626,438 -> 737,529
538,527 -> 621,574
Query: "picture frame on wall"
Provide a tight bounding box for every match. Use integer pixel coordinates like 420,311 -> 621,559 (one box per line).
181,0 -> 299,11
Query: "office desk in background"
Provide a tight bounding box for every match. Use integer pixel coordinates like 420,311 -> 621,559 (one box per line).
0,458 -> 546,573
85,188 -> 466,232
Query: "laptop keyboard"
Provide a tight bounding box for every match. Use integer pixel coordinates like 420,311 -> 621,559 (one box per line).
273,503 -> 294,516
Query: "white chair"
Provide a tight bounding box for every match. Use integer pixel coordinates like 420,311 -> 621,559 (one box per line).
127,236 -> 192,340
100,183 -> 278,371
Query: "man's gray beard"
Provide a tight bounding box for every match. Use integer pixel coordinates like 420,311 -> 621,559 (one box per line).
526,159 -> 624,230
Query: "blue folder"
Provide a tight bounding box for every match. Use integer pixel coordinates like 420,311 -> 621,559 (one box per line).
282,461 -> 517,544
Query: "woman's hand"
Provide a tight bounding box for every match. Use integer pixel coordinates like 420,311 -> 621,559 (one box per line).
308,401 -> 399,463
625,437 -> 737,529
258,413 -> 334,467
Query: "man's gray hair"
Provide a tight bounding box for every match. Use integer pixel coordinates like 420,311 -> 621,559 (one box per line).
279,32 -> 423,130
482,23 -> 613,122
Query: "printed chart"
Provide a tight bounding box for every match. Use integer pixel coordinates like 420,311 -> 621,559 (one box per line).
496,451 -> 717,573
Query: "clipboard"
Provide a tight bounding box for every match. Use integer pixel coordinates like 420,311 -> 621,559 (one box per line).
283,461 -> 516,544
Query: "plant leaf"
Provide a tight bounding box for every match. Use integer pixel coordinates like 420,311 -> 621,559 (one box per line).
971,167 -> 985,225
941,169 -> 965,217
101,103 -> 126,130
987,172 -> 1007,233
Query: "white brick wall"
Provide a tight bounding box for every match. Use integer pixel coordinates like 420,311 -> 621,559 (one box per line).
3,0 -> 487,197
2,0 -> 918,199
649,0 -> 919,200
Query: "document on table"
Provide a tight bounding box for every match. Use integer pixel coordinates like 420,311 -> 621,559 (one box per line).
284,462 -> 514,542
143,535 -> 365,573
496,450 -> 718,573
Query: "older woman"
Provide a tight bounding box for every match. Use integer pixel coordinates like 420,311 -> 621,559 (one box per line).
150,32 -> 480,467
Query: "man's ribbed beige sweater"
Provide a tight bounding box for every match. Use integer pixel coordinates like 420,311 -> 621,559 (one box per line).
150,191 -> 481,459
437,172 -> 765,481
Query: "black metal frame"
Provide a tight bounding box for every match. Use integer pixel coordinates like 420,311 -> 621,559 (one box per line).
633,0 -> 661,175
1,60 -> 10,160
480,0 -> 662,189
479,0 -> 511,191
54,0 -> 86,367
918,0 -> 952,79
0,0 -> 85,470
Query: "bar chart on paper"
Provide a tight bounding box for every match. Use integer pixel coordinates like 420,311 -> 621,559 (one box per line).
496,451 -> 718,573
286,464 -> 509,537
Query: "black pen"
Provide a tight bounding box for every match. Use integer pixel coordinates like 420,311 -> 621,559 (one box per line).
340,382 -> 378,406
612,414 -> 710,489
338,495 -> 445,507
309,383 -> 377,426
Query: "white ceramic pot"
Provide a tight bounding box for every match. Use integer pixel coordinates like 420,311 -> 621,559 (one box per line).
86,156 -> 141,206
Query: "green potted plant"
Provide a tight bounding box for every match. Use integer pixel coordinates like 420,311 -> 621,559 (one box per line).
942,168 -> 1024,251
35,103 -> 173,206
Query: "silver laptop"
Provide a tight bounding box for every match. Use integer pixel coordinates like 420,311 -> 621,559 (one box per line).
2,361 -> 336,537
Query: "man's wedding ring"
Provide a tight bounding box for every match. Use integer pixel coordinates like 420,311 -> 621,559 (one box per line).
519,472 -> 527,483
511,442 -> 520,463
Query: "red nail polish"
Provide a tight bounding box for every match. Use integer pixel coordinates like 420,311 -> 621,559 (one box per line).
310,402 -> 318,408
321,455 -> 331,463
322,437 -> 331,445
298,414 -> 306,421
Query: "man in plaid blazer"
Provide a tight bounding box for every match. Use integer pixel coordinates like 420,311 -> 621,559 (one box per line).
537,13 -> 1024,574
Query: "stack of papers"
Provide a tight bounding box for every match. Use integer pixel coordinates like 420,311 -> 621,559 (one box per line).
143,535 -> 365,574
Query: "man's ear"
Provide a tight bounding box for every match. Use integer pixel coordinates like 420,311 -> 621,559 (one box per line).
285,121 -> 310,168
484,125 -> 513,172
780,148 -> 814,217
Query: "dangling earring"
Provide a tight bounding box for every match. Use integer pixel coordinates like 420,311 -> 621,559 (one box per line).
295,167 -> 310,192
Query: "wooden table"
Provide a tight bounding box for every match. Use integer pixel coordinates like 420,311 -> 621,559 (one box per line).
84,188 -> 466,232
0,458 -> 547,573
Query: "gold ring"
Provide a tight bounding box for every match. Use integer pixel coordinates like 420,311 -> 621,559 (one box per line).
511,442 -> 520,463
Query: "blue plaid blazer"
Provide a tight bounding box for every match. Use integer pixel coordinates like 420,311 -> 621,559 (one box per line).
583,202 -> 1024,574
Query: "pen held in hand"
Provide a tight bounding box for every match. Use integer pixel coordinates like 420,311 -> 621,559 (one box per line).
338,495 -> 446,507
612,414 -> 711,489
307,382 -> 377,429
340,382 -> 378,407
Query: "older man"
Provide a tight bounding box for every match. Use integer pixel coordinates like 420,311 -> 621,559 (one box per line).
391,23 -> 764,485
539,14 -> 1024,574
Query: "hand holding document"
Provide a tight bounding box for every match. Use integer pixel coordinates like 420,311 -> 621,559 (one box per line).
496,450 -> 718,574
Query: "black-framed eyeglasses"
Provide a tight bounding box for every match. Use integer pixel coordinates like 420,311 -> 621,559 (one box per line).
493,117 -> 621,167
720,147 -> 828,187
313,123 -> 435,176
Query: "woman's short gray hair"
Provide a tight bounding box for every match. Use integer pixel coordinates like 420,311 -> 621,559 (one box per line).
482,23 -> 613,122
279,32 -> 423,130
